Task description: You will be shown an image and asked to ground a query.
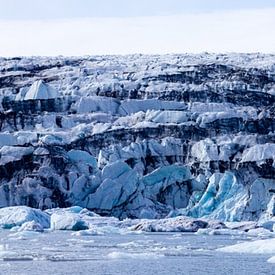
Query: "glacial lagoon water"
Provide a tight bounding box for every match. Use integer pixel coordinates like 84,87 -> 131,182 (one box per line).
0,230 -> 274,275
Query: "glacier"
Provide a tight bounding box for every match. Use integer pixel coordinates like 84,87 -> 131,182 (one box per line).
0,53 -> 274,229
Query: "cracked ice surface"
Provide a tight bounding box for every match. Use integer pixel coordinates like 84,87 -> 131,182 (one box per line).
0,53 -> 274,225
0,224 -> 274,274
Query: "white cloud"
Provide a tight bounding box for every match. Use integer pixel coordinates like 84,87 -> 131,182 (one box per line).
0,8 -> 274,56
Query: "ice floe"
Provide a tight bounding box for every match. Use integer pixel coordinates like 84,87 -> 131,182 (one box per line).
217,238 -> 275,254
131,216 -> 225,232
0,206 -> 50,229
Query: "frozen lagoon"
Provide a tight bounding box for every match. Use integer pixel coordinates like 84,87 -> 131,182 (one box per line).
0,230 -> 274,275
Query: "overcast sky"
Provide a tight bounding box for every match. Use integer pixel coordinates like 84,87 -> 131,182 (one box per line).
0,0 -> 275,56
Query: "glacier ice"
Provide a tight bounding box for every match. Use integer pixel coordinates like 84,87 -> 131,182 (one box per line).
184,172 -> 248,221
217,238 -> 275,254
0,206 -> 50,229
18,220 -> 44,232
20,80 -> 59,101
241,144 -> 275,163
85,161 -> 139,211
267,256 -> 275,264
0,53 -> 274,225
50,211 -> 89,231
131,216 -> 225,232
49,206 -> 99,231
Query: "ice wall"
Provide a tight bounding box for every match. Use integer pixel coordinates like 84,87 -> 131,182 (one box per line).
0,53 -> 274,221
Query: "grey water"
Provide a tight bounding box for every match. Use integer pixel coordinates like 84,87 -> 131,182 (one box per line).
0,230 -> 274,275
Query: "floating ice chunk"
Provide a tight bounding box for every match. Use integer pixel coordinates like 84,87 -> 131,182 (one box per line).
131,216 -> 225,232
0,250 -> 18,259
71,229 -> 102,236
107,251 -> 163,259
49,207 -> 99,231
225,221 -> 257,231
8,231 -> 40,240
217,238 -> 275,254
117,241 -> 145,248
196,228 -> 244,236
67,238 -> 95,244
50,212 -> 89,231
49,206 -> 104,231
0,206 -> 50,229
9,226 -> 20,232
246,228 -> 275,238
45,206 -> 98,216
267,256 -> 275,263
72,225 -> 123,235
18,221 -> 44,232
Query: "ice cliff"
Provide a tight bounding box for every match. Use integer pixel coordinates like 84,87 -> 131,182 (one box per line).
0,53 -> 274,223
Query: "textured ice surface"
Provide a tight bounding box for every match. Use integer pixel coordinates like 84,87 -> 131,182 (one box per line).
185,172 -> 249,221
50,211 -> 89,231
131,216 -> 226,233
0,206 -> 50,229
217,238 -> 275,254
241,144 -> 275,163
0,203 -> 274,274
17,221 -> 44,232
22,80 -> 59,100
0,53 -> 274,223
267,256 -> 275,263
0,229 -> 274,275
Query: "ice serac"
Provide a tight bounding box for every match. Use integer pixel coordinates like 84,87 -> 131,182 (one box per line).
84,161 -> 139,216
19,80 -> 59,100
183,172 -> 249,221
143,165 -> 192,209
0,53 -> 274,223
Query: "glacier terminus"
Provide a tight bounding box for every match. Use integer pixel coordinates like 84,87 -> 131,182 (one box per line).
0,53 -> 274,274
